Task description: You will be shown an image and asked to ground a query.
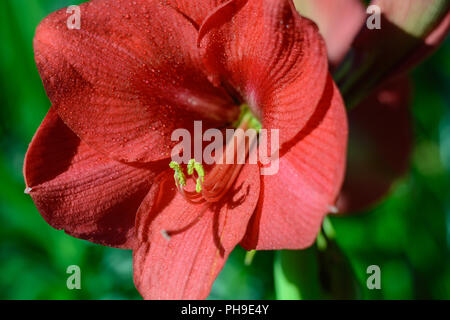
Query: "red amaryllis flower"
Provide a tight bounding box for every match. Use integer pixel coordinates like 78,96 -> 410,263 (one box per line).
24,0 -> 347,299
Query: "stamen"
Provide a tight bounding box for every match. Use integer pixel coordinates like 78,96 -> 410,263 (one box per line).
201,118 -> 257,203
169,160 -> 206,204
187,159 -> 205,193
169,104 -> 260,204
169,161 -> 186,188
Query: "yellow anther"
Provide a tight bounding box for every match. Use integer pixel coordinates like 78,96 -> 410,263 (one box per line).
169,161 -> 186,187
169,160 -> 205,193
187,159 -> 205,193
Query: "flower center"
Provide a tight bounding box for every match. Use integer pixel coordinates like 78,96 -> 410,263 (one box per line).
169,105 -> 260,204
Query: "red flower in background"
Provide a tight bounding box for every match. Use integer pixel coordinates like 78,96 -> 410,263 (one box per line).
24,0 -> 347,299
338,77 -> 412,212
295,0 -> 449,212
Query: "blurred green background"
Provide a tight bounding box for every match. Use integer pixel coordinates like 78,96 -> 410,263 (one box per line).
0,0 -> 449,300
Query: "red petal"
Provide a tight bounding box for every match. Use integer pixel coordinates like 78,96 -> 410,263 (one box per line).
164,0 -> 228,26
199,0 -> 329,147
24,108 -> 165,248
293,0 -> 365,66
34,0 -> 239,163
337,78 -> 412,213
133,163 -> 260,299
242,76 -> 347,250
